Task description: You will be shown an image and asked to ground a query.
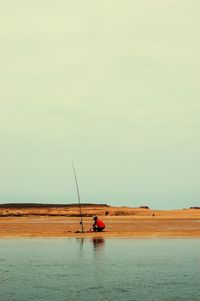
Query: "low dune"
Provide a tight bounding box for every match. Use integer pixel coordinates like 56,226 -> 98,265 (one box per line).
0,203 -> 200,218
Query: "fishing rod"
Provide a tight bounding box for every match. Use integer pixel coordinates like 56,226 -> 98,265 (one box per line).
72,162 -> 84,232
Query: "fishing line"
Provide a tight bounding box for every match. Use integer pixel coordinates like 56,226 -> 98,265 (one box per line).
72,162 -> 84,232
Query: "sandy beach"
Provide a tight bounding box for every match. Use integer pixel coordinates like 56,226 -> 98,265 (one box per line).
0,207 -> 200,238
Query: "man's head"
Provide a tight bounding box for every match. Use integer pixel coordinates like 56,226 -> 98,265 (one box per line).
93,216 -> 98,220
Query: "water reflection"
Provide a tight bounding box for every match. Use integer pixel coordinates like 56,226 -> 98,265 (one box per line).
76,238 -> 86,252
76,237 -> 105,253
91,238 -> 105,252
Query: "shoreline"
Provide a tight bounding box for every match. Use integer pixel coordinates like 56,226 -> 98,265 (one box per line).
0,215 -> 200,238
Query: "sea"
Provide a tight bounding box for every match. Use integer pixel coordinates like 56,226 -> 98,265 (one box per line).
0,238 -> 199,301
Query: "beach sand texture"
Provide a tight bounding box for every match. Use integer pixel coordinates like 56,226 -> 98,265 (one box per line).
0,205 -> 200,237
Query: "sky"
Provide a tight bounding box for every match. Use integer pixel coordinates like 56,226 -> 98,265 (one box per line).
0,0 -> 199,209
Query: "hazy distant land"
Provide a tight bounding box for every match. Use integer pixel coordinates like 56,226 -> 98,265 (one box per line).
0,202 -> 199,217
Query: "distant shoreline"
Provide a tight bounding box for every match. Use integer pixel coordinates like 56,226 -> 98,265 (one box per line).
0,203 -> 199,218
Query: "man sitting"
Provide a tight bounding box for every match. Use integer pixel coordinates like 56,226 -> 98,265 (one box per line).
91,216 -> 105,232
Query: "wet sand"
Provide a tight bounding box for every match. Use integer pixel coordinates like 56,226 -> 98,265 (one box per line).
0,214 -> 200,238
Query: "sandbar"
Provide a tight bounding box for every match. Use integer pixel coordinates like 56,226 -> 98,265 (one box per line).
0,214 -> 200,238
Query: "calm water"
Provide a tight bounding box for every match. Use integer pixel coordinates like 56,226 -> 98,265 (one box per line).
0,238 -> 199,301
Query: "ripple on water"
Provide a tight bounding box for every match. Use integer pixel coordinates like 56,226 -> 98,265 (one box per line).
0,238 -> 199,301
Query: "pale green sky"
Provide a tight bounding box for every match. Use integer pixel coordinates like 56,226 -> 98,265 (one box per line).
0,0 -> 199,209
